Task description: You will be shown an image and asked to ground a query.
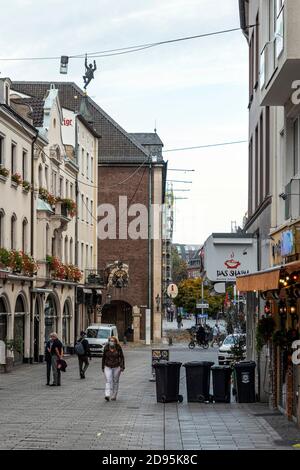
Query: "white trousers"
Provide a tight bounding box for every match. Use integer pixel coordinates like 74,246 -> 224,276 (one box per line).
104,366 -> 121,398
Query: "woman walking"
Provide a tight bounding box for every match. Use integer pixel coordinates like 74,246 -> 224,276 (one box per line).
102,336 -> 125,401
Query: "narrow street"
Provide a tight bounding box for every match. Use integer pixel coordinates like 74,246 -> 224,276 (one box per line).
1,344 -> 300,450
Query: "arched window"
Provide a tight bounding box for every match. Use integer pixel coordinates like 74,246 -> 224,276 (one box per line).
64,236 -> 68,264
38,164 -> 43,188
0,209 -> 4,247
22,218 -> 28,253
11,214 -> 17,250
70,238 -> 73,264
46,224 -> 50,256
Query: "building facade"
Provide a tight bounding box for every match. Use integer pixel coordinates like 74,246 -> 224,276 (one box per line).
238,0 -> 300,425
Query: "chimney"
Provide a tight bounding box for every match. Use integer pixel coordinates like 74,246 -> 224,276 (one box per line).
0,78 -> 12,105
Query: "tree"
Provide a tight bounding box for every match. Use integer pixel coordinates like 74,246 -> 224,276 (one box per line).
171,246 -> 188,284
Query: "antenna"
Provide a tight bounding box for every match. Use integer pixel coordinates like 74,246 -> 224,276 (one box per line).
154,119 -> 157,134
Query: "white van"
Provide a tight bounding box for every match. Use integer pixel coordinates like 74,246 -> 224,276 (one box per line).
85,324 -> 118,356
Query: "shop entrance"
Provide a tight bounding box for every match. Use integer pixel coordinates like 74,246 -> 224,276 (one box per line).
44,294 -> 58,342
101,301 -> 133,341
0,297 -> 7,342
14,295 -> 25,364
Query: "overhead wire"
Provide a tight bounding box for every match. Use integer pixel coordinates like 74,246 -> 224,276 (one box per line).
0,24 -> 258,62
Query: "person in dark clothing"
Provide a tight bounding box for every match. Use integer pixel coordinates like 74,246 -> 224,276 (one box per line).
76,330 -> 91,379
45,338 -> 52,385
102,336 -> 125,401
49,332 -> 63,386
196,325 -> 206,344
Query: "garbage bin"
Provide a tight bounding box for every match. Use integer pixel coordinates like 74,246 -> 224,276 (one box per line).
183,361 -> 214,402
211,365 -> 232,403
233,361 -> 256,403
153,361 -> 183,403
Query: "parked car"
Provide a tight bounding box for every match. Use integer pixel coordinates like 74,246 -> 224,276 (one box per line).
218,334 -> 246,365
85,323 -> 118,356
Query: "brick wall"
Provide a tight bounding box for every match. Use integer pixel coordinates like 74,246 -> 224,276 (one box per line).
98,165 -> 150,339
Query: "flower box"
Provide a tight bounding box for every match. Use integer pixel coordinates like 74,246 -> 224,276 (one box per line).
11,173 -> 22,186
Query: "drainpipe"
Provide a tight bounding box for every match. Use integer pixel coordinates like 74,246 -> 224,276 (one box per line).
30,132 -> 38,364
74,116 -> 79,340
148,155 -> 152,341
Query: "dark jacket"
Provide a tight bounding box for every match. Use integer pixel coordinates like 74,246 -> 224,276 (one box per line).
102,344 -> 125,371
45,340 -> 52,362
50,339 -> 63,357
76,337 -> 91,358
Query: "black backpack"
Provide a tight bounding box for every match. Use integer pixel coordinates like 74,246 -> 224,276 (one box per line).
74,339 -> 85,356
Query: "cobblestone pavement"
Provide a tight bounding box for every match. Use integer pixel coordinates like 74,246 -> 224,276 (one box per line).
0,345 -> 300,450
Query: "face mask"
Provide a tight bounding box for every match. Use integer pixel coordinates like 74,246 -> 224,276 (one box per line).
109,341 -> 116,348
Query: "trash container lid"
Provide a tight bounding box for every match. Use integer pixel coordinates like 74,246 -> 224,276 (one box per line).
183,361 -> 214,367
211,365 -> 232,370
166,361 -> 182,366
153,361 -> 168,368
234,360 -> 256,369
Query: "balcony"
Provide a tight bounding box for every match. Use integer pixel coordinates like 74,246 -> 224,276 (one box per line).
85,269 -> 106,287
261,3 -> 300,106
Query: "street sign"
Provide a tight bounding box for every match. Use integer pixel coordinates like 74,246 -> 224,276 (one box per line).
196,300 -> 209,309
167,283 -> 178,298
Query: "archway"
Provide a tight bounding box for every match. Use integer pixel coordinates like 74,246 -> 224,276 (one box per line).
14,294 -> 26,364
44,293 -> 58,342
62,299 -> 72,350
0,296 -> 8,342
101,301 -> 133,341
33,297 -> 41,362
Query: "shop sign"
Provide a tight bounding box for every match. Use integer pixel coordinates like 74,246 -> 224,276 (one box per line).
203,234 -> 257,282
281,230 -> 295,257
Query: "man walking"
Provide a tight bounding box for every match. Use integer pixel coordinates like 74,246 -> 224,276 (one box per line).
49,332 -> 63,386
75,330 -> 91,379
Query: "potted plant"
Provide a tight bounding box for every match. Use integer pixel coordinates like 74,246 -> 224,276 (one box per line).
39,188 -> 57,206
9,250 -> 23,273
256,316 -> 276,353
58,198 -> 77,217
11,173 -> 22,186
0,166 -> 9,178
0,248 -> 11,269
22,180 -> 32,192
21,252 -> 38,276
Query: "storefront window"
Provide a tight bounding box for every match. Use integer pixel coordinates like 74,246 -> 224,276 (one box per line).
0,297 -> 7,341
62,301 -> 71,349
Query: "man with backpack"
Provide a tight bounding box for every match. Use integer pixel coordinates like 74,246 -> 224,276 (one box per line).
75,330 -> 91,379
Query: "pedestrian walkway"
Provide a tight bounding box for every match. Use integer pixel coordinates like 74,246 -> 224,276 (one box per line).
0,346 -> 299,450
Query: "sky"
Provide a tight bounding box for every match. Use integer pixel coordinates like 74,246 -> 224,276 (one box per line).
0,0 -> 249,245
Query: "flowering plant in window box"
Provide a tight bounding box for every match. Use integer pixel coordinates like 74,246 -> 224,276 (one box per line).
46,255 -> 66,280
39,188 -> 57,206
57,198 -> 77,217
21,252 -> 38,276
65,264 -> 82,282
11,173 -> 22,186
22,180 -> 32,192
0,248 -> 12,269
0,166 -> 9,178
9,250 -> 24,273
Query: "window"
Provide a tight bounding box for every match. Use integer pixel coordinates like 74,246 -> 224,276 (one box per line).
0,135 -> 4,166
255,126 -> 259,209
70,183 -> 73,200
86,152 -> 89,178
45,166 -> 49,190
275,0 -> 284,58
65,180 -> 69,198
5,85 -> 9,105
11,214 -> 16,250
90,246 -> 93,268
293,118 -> 299,176
22,150 -> 28,181
59,177 -> 64,198
81,242 -> 84,269
22,219 -> 28,253
265,107 -> 270,195
52,171 -> 57,195
81,194 -> 84,220
91,156 -> 94,182
11,143 -> 16,174
38,165 -> 43,188
86,197 -> 89,222
86,244 -> 89,269
46,224 -> 50,256
64,237 -> 68,264
249,34 -> 254,100
255,12 -> 259,86
0,210 -> 4,247
259,113 -> 264,204
90,200 -> 93,225
70,238 -> 73,264
81,148 -> 85,175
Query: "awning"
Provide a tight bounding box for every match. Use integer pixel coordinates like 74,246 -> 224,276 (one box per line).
95,290 -> 102,295
31,288 -> 53,294
236,268 -> 281,292
236,259 -> 300,292
83,288 -> 93,294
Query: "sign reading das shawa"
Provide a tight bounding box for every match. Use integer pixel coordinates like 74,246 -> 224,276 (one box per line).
203,234 -> 257,283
